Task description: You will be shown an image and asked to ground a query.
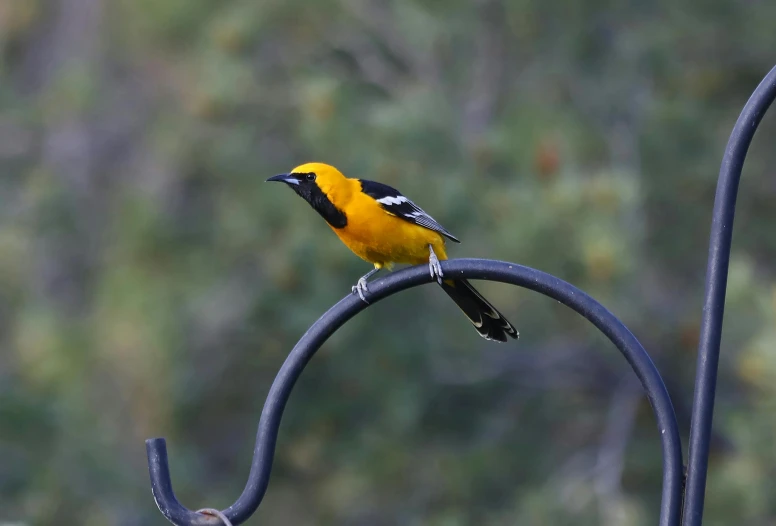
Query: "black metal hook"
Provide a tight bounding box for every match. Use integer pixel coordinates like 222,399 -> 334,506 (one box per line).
145,65 -> 776,526
683,65 -> 776,525
146,259 -> 684,526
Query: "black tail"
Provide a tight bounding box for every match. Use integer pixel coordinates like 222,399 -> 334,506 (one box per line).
440,279 -> 519,343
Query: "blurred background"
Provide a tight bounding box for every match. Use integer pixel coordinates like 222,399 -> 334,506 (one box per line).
1,0 -> 775,524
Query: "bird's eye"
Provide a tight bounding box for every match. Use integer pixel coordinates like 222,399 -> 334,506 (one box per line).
306,173 -> 316,181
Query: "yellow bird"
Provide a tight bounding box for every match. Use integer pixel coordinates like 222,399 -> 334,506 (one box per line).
267,163 -> 518,342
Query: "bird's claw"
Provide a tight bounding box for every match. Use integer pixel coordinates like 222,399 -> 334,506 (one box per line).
352,277 -> 370,303
429,248 -> 444,285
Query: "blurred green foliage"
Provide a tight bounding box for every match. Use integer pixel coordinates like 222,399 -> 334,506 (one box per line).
1,0 -> 775,524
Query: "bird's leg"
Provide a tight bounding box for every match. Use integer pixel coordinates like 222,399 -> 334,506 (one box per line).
352,267 -> 381,303
428,245 -> 444,285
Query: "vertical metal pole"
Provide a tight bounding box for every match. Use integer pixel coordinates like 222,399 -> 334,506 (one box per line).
683,66 -> 776,526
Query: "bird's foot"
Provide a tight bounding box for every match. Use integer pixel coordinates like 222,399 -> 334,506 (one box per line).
352,277 -> 370,303
351,267 -> 381,304
428,245 -> 443,285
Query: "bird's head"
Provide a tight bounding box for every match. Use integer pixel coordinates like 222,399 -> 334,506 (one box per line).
266,162 -> 348,199
266,162 -> 350,228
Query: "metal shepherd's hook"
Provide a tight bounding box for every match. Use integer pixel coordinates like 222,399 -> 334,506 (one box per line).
146,65 -> 776,526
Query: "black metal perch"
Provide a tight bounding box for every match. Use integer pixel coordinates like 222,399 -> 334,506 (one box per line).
147,260 -> 684,526
146,65 -> 776,526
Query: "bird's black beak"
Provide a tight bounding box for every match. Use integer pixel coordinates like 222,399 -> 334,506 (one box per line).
266,173 -> 300,185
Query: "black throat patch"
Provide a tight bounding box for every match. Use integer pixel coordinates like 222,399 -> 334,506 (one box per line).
290,176 -> 348,229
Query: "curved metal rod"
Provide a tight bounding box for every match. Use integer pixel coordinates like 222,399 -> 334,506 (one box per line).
683,65 -> 776,525
146,259 -> 683,526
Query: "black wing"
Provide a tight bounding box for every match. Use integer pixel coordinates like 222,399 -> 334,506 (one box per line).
360,179 -> 460,243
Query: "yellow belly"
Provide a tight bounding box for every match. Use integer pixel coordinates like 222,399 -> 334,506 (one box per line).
330,198 -> 448,268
